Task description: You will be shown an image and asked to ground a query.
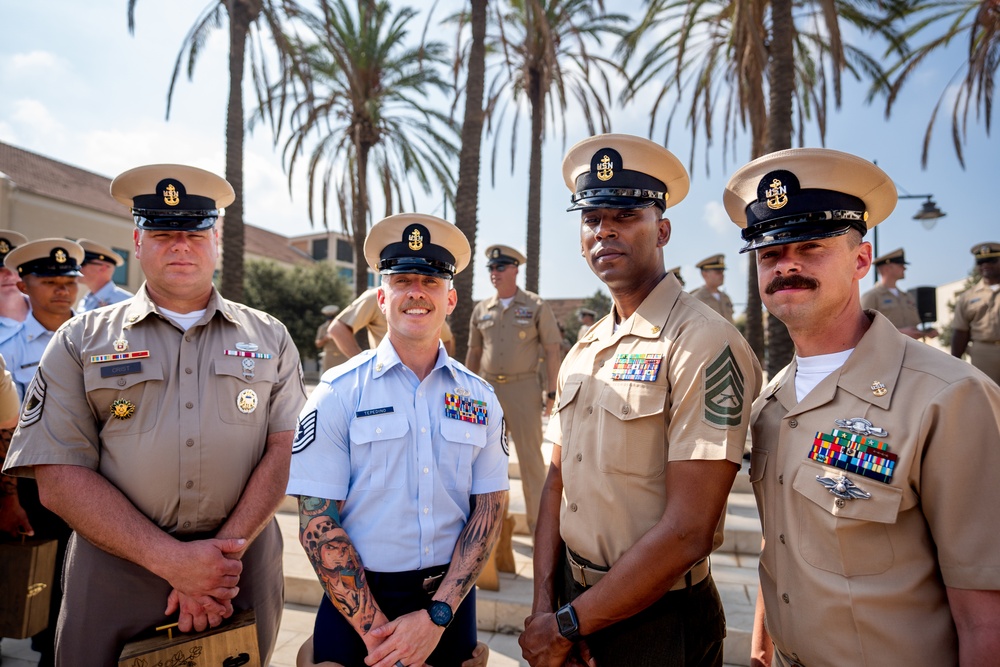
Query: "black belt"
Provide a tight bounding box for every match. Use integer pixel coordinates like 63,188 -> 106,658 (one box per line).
365,564 -> 449,594
567,547 -> 709,591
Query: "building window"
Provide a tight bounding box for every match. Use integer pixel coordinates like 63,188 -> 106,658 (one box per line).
368,272 -> 376,288
338,267 -> 353,282
112,248 -> 130,285
336,238 -> 353,263
312,238 -> 329,260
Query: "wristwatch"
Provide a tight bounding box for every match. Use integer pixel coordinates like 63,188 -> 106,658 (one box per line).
546,391 -> 557,400
555,603 -> 582,642
427,600 -> 453,629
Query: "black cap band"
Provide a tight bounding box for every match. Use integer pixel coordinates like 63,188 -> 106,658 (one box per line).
378,223 -> 457,277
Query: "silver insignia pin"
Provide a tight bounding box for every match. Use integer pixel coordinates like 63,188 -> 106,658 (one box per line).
834,417 -> 888,438
235,342 -> 259,352
816,475 -> 872,500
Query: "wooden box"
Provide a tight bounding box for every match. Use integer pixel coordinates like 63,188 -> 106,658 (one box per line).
118,608 -> 260,667
0,537 -> 58,639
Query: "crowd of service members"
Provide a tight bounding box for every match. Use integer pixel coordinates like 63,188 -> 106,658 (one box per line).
1,138 -> 999,667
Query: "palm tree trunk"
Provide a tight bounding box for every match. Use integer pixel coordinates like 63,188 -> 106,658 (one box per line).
353,141 -> 371,298
525,68 -> 543,294
221,3 -> 252,302
453,0 -> 488,362
763,0 -> 796,377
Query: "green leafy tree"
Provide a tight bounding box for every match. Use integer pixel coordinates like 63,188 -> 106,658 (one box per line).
484,0 -> 629,293
619,0 -> 906,375
877,0 -> 998,167
128,0 -> 309,301
277,0 -> 460,298
562,289 -> 613,343
242,260 -> 352,361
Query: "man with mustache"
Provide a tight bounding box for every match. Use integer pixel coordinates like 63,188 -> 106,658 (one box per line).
723,148 -> 1000,666
520,134 -> 761,667
289,213 -> 507,667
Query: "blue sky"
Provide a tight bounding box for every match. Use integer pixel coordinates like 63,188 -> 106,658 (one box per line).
0,1 -> 995,303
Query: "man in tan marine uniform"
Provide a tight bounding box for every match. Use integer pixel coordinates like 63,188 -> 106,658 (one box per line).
329,286 -> 455,357
860,247 -> 937,339
315,304 -> 348,374
2,164 -> 308,666
520,134 -> 762,667
466,245 -> 562,539
690,254 -> 734,322
722,148 -> 1000,666
951,242 -> 1000,384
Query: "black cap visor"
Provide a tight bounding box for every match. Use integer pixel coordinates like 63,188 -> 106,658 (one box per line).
568,190 -> 664,212
134,208 -> 219,231
740,212 -> 867,253
379,257 -> 455,278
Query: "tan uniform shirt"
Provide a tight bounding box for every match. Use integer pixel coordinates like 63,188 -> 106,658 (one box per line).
860,284 -> 921,330
546,277 -> 762,567
335,287 -> 453,349
0,354 -> 18,423
952,279 -> 1000,342
2,285 -> 307,534
469,287 -> 562,379
316,321 -> 347,373
689,286 -> 734,323
749,312 -> 1000,666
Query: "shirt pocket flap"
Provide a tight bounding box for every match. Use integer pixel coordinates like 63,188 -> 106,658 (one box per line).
85,360 -> 165,390
552,380 -> 582,415
792,461 -> 902,524
213,355 -> 278,384
440,418 -> 487,448
349,411 -> 410,444
598,383 -> 667,422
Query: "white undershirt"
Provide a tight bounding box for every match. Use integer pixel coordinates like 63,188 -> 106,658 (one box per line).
888,287 -> 899,296
159,307 -> 206,332
794,349 -> 854,402
499,296 -> 515,309
991,284 -> 1000,293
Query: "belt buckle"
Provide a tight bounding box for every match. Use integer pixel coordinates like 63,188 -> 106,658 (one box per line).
422,573 -> 444,593
495,375 -> 507,384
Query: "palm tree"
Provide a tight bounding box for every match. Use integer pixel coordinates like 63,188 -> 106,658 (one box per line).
485,0 -> 629,293
128,0 -> 308,301
450,0 -> 490,361
619,0 -> 906,375
877,0 -> 998,167
278,0 -> 460,297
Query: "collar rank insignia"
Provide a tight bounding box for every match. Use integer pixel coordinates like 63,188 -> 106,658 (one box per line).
703,344 -> 745,427
870,380 -> 888,397
611,353 -> 663,382
808,423 -> 897,484
445,392 -> 488,425
816,475 -> 871,501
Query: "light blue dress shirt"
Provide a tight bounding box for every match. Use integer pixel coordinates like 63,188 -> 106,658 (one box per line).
78,281 -> 133,312
0,312 -> 59,399
287,335 -> 509,572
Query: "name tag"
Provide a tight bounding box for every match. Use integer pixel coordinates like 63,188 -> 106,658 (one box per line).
356,406 -> 393,418
101,362 -> 143,378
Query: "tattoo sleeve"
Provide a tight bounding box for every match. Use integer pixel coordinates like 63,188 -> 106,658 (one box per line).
0,427 -> 13,460
298,496 -> 383,637
436,490 -> 507,607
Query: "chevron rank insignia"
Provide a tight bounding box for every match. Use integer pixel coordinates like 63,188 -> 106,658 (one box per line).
703,344 -> 745,427
18,370 -> 46,428
292,410 -> 318,453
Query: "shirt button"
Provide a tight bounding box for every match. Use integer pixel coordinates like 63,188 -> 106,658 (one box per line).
778,474 -> 784,485
375,427 -> 382,434
465,432 -> 470,438
185,368 -> 193,374
184,336 -> 191,342
421,427 -> 427,433
117,378 -> 126,386
424,547 -> 429,554
423,507 -> 429,514
185,481 -> 194,489
423,467 -> 429,474
570,503 -> 578,512
782,593 -> 790,604
587,407 -> 594,415
186,439 -> 194,447
185,402 -> 193,409
183,521 -> 191,529
621,405 -> 630,415
789,419 -> 798,428
576,453 -> 582,462
779,534 -> 785,544
836,498 -> 846,508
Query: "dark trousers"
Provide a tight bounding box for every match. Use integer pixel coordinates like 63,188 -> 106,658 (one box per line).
561,558 -> 725,667
312,565 -> 477,667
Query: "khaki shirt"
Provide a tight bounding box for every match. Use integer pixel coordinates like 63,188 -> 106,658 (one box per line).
2,285 -> 307,535
860,284 -> 921,330
750,312 -> 1000,666
546,277 -> 761,567
335,287 -> 453,349
0,354 -> 19,424
469,288 -> 562,377
316,321 -> 347,373
689,286 -> 734,323
952,280 -> 1000,342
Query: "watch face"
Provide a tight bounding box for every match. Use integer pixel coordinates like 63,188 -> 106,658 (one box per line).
428,601 -> 453,628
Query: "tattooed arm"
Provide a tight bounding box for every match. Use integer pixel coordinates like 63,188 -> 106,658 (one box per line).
365,489 -> 507,667
298,495 -> 389,651
0,427 -> 33,537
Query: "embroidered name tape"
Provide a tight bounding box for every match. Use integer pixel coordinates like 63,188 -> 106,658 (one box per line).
100,361 -> 143,378
356,406 -> 394,418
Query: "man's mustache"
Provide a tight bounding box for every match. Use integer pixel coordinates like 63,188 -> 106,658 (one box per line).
765,275 -> 819,294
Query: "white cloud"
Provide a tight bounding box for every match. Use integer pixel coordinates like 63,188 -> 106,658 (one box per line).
702,199 -> 729,233
3,50 -> 66,79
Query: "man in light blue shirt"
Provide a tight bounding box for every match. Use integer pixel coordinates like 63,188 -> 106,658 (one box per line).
75,238 -> 132,312
288,213 -> 508,667
0,229 -> 30,345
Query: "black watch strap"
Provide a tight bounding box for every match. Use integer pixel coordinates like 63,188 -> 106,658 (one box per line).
555,603 -> 582,642
427,600 -> 453,629
546,391 -> 557,400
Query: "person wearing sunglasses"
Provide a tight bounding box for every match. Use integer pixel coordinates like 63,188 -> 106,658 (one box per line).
950,242 -> 1000,384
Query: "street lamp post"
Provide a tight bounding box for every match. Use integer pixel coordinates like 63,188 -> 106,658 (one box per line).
872,193 -> 946,283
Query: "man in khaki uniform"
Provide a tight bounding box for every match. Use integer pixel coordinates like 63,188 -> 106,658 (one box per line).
329,286 -> 455,357
723,148 -> 1000,666
666,265 -> 684,287
466,245 -> 562,537
690,254 -> 734,322
2,164 -> 308,666
860,247 -> 937,339
576,308 -> 596,342
314,304 -> 348,373
951,242 -> 1000,384
520,134 -> 762,667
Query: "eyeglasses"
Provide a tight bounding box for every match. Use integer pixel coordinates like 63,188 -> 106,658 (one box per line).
488,264 -> 511,273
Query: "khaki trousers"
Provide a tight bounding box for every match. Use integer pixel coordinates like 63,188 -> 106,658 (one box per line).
493,377 -> 545,534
